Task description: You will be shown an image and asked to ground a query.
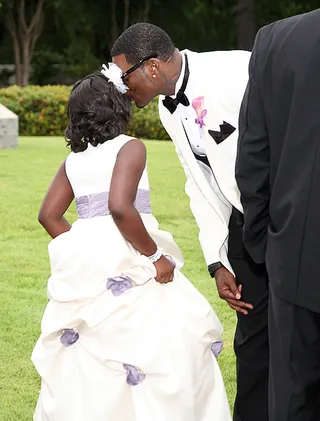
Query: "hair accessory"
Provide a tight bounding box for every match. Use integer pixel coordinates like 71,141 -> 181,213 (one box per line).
101,63 -> 129,94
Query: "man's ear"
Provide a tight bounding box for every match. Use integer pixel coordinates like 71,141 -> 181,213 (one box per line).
148,59 -> 160,74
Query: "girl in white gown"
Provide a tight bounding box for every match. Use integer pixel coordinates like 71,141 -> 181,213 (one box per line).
32,64 -> 232,421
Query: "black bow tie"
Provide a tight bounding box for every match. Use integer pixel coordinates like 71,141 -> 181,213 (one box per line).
162,91 -> 189,114
162,54 -> 190,114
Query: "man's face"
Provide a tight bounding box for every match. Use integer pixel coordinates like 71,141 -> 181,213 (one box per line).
113,54 -> 159,108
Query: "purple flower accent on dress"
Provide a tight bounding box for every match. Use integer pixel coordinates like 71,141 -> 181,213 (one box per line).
123,364 -> 146,386
211,340 -> 223,357
192,96 -> 207,129
107,276 -> 133,296
60,329 -> 79,347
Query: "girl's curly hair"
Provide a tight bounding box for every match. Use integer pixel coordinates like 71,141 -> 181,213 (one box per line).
65,71 -> 131,153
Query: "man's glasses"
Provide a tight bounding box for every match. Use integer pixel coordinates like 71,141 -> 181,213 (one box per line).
121,54 -> 158,80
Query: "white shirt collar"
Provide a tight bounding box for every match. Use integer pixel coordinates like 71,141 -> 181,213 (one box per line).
173,52 -> 186,97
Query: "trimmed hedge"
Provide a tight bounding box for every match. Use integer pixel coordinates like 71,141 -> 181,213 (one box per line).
0,85 -> 170,140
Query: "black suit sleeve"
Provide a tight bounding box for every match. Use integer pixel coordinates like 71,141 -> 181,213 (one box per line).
235,29 -> 270,264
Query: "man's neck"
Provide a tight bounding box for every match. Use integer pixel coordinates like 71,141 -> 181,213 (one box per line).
161,49 -> 183,96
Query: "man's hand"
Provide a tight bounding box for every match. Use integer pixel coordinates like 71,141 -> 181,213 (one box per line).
214,267 -> 253,315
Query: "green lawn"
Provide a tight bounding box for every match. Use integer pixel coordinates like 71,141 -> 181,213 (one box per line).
0,137 -> 236,420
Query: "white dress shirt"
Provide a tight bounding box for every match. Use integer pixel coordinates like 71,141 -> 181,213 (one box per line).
172,53 -> 206,156
171,53 -> 231,210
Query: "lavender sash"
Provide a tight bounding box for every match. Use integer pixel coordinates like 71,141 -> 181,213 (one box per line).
76,190 -> 151,219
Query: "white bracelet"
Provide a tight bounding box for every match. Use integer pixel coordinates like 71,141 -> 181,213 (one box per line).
147,247 -> 163,263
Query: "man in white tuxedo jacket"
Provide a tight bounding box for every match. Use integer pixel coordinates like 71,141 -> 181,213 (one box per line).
112,23 -> 269,421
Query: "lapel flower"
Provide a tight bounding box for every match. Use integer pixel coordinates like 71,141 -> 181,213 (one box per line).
192,96 -> 207,129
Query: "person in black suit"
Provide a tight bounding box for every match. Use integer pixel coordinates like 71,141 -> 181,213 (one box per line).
236,8 -> 320,421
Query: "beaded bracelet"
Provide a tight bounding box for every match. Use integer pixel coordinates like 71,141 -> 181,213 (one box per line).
147,247 -> 163,263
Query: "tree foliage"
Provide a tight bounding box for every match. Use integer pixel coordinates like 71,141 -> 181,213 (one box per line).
2,0 -> 44,85
0,0 -> 319,85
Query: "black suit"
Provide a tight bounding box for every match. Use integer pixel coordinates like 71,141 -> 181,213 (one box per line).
236,9 -> 320,420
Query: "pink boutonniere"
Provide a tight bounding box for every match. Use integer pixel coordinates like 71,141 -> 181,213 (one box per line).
192,96 -> 207,129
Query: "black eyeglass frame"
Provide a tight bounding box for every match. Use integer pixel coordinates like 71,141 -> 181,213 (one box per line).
121,54 -> 159,80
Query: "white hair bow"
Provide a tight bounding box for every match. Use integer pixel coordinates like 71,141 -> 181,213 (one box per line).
101,63 -> 129,94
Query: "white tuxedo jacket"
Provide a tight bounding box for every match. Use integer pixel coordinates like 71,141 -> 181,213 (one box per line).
158,49 -> 250,274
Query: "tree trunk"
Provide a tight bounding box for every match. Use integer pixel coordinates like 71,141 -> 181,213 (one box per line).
13,36 -> 22,86
235,0 -> 256,50
30,11 -> 44,59
5,0 -> 45,86
110,0 -> 119,48
143,0 -> 152,22
22,37 -> 31,86
123,0 -> 130,31
6,11 -> 22,85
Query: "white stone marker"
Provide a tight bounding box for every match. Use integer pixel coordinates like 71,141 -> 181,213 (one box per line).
0,104 -> 18,148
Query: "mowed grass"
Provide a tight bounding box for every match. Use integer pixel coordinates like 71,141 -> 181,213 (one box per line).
0,137 -> 236,420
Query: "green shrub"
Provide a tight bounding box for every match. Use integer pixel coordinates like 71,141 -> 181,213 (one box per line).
0,85 -> 70,136
0,85 -> 170,140
130,97 -> 169,140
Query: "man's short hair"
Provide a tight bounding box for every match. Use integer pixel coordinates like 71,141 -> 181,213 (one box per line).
111,23 -> 175,64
